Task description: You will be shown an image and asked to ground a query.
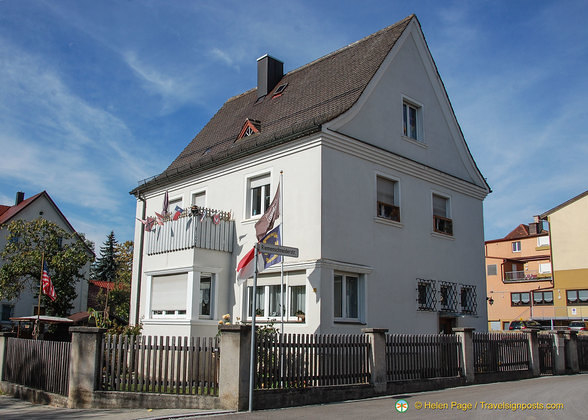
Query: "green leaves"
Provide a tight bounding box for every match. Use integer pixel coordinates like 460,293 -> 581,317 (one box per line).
0,218 -> 94,316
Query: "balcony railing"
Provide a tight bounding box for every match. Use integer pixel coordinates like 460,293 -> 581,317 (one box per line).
504,270 -> 552,283
146,208 -> 234,255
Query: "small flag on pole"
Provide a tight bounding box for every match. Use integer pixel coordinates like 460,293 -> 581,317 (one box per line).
173,205 -> 183,221
162,190 -> 169,217
42,262 -> 57,301
255,183 -> 280,240
155,212 -> 165,226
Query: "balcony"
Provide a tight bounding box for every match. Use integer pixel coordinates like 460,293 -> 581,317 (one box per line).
146,207 -> 234,255
504,270 -> 552,283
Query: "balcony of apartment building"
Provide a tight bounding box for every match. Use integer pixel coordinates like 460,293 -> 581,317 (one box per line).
145,206 -> 234,255
503,268 -> 552,283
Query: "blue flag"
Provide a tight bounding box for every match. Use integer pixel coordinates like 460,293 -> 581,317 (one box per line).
260,225 -> 282,269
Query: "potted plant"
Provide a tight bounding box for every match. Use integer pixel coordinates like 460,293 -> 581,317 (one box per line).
295,310 -> 305,322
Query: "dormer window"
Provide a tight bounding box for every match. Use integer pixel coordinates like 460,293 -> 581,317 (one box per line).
272,83 -> 288,98
237,119 -> 261,140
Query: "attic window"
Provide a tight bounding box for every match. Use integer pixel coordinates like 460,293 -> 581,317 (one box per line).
272,83 -> 288,98
237,119 -> 261,140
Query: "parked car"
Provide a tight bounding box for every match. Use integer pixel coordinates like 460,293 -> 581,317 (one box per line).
567,321 -> 588,331
509,320 -> 545,330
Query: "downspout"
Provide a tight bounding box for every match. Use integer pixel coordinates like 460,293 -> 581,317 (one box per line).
134,194 -> 147,325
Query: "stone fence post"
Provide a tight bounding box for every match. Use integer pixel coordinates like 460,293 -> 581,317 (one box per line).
218,325 -> 251,411
524,330 -> 540,376
552,330 -> 566,375
362,328 -> 388,393
565,331 -> 579,374
67,327 -> 106,408
0,332 -> 16,381
453,327 -> 475,383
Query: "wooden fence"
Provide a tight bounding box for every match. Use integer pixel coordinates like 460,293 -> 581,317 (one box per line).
255,333 -> 371,389
385,334 -> 461,381
473,332 -> 529,373
3,337 -> 70,396
99,335 -> 219,395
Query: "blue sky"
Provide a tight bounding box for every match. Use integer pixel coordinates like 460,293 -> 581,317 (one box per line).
1,0 -> 587,249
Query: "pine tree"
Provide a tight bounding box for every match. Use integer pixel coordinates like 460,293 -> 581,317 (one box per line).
91,231 -> 118,283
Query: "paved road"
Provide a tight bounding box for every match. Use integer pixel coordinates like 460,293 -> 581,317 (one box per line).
1,375 -> 586,419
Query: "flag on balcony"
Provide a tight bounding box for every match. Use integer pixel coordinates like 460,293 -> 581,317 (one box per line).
255,183 -> 280,241
137,217 -> 156,232
155,212 -> 165,226
173,205 -> 183,221
162,190 -> 169,216
41,262 -> 57,301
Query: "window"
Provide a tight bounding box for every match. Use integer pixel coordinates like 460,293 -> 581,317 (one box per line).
376,176 -> 400,222
460,285 -> 477,315
533,291 -> 553,306
432,194 -> 452,235
334,273 -> 362,321
1,304 -> 14,321
268,285 -> 284,317
290,286 -> 306,317
511,292 -> 531,306
487,264 -> 497,276
248,286 -> 266,317
512,241 -> 521,252
537,236 -> 550,247
248,174 -> 271,217
439,281 -> 458,312
403,100 -> 421,141
192,191 -> 206,207
151,273 -> 187,317
416,279 -> 436,311
567,290 -> 588,306
199,276 -> 213,318
539,263 -> 552,274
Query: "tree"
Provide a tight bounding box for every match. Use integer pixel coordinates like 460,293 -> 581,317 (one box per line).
0,218 -> 94,317
91,231 -> 118,283
91,236 -> 133,323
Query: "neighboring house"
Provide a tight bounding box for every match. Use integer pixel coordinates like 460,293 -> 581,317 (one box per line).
0,191 -> 92,328
129,15 -> 490,338
541,190 -> 588,322
485,220 -> 554,330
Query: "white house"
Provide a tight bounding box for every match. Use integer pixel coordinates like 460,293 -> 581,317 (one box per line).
0,191 -> 92,327
129,15 -> 490,338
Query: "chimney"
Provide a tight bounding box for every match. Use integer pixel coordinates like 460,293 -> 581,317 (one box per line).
15,191 -> 25,205
257,55 -> 283,99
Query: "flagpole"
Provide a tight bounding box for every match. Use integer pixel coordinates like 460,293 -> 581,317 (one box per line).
248,244 -> 259,412
280,170 -> 284,335
36,251 -> 44,340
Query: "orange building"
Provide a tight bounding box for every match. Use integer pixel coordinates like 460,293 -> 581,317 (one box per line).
485,219 -> 554,330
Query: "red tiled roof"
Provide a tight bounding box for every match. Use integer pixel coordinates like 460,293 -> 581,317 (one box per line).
0,192 -> 44,225
504,224 -> 530,240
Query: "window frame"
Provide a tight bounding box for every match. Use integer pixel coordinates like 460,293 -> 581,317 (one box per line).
416,278 -> 436,311
375,175 -> 400,222
191,189 -> 207,208
432,193 -> 453,236
245,171 -> 272,219
511,292 -> 531,306
487,264 -> 498,276
567,289 -> 588,306
512,241 -> 522,253
246,283 -> 307,322
533,290 -> 553,306
401,96 -> 424,143
334,272 -> 364,323
198,274 -> 214,319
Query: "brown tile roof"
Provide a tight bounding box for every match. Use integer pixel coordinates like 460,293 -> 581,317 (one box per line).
504,224 -> 530,240
132,15 -> 415,194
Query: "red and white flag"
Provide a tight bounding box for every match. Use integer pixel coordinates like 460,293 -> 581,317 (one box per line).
155,212 -> 165,226
42,262 -> 57,301
236,247 -> 264,283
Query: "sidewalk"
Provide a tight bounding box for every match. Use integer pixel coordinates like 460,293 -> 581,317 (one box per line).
0,394 -> 233,420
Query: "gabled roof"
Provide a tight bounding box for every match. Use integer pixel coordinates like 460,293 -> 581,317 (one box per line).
0,191 -> 95,257
132,15 -> 415,194
504,224 -> 530,240
0,192 -> 45,225
541,189 -> 588,218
